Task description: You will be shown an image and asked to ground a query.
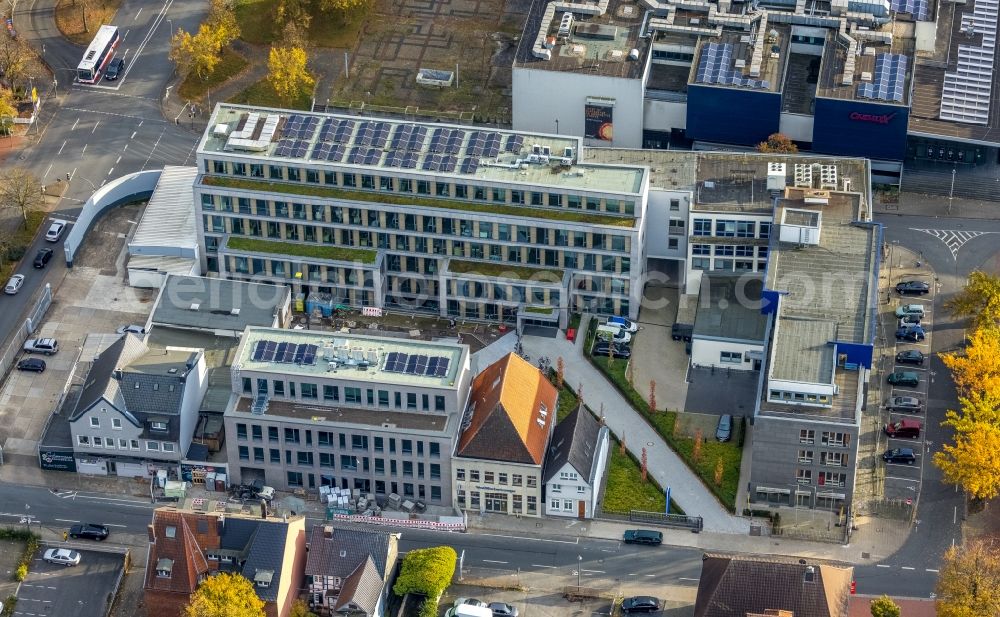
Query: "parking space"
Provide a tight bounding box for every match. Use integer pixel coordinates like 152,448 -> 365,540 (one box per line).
630,283 -> 690,411
881,278 -> 936,499
16,546 -> 126,617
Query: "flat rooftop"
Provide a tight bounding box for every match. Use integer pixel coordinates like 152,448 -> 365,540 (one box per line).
513,0 -> 650,80
232,396 -> 455,433
817,36 -> 912,106
235,326 -> 468,390
688,27 -> 789,94
694,274 -> 768,343
127,348 -> 198,374
152,275 -> 288,333
582,148 -> 697,191
201,105 -> 647,195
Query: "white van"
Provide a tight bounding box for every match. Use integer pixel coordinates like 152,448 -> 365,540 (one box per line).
446,605 -> 493,617
596,324 -> 632,343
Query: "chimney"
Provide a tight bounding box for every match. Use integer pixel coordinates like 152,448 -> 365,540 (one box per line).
803,565 -> 815,583
217,515 -> 225,534
147,524 -> 156,543
324,525 -> 334,539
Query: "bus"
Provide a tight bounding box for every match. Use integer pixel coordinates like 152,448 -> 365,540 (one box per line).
77,25 -> 120,83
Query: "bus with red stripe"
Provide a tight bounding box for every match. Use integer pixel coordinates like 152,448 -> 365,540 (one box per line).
77,25 -> 120,83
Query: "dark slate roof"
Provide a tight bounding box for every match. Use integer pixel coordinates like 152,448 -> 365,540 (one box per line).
152,275 -> 288,333
305,525 -> 392,579
334,557 -> 384,616
694,554 -> 852,617
543,405 -> 607,484
71,334 -> 146,420
220,517 -> 261,552
240,522 -> 290,603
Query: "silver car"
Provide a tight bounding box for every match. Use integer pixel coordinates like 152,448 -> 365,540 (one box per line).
4,274 -> 25,295
43,548 -> 81,566
886,396 -> 922,413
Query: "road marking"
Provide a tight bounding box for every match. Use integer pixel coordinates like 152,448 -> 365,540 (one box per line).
57,140 -> 66,155
92,120 -> 100,134
124,29 -> 129,41
121,48 -> 131,60
926,568 -> 939,573
477,532 -> 578,545
627,573 -> 638,576
876,564 -> 891,568
82,144 -> 87,154
483,559 -> 508,564
104,523 -> 128,528
131,131 -> 137,139
70,167 -> 77,180
108,167 -> 115,176
72,117 -> 79,130
884,475 -> 920,481
54,518 -> 78,523
901,567 -> 916,571
531,564 -> 556,569
643,574 -> 656,577
678,578 -> 699,582
116,155 -> 122,164
135,7 -> 142,19
581,569 -> 605,574
44,163 -> 53,178
122,144 -> 127,151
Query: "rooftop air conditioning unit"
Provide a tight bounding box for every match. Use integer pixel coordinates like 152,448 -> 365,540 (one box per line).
735,59 -> 746,68
690,18 -> 700,25
860,71 -> 873,81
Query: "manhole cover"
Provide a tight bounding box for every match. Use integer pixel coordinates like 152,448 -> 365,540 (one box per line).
646,442 -> 654,446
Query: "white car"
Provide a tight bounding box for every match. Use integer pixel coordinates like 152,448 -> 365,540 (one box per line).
45,220 -> 67,242
4,274 -> 25,295
116,324 -> 147,335
43,548 -> 81,566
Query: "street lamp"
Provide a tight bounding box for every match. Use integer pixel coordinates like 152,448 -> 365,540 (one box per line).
577,554 -> 582,588
167,19 -> 173,38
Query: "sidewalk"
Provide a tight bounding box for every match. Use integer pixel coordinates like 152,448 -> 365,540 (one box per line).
519,319 -> 749,534
878,191 -> 1000,220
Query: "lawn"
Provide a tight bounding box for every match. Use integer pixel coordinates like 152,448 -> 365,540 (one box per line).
178,48 -> 249,102
232,0 -> 366,47
583,318 -> 743,510
54,0 -> 122,45
228,78 -> 313,111
226,237 -> 377,263
603,439 -> 667,515
1,211 -> 47,281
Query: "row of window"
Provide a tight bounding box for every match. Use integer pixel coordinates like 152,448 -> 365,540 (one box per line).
549,483 -> 586,494
236,447 -> 442,478
691,244 -> 769,258
202,163 -> 638,215
87,416 -> 168,431
201,194 -> 633,250
799,430 -> 851,447
242,379 -> 448,412
689,257 -> 768,273
456,489 -> 538,514
77,435 -> 175,453
455,468 -> 538,488
771,390 -> 833,406
795,469 -> 848,487
797,450 -> 849,467
284,472 -> 443,501
692,219 -> 771,238
235,421 -> 444,456
549,498 -> 583,511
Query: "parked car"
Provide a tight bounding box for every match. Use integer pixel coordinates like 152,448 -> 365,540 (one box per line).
886,396 -> 922,413
715,414 -> 733,442
69,523 -> 110,540
895,325 -> 926,342
104,57 -> 126,80
33,248 -> 54,268
882,448 -> 916,465
887,371 -> 919,387
622,529 -> 663,546
884,418 -> 922,439
43,548 -> 81,566
621,597 -> 660,613
453,599 -> 487,608
671,323 -> 693,341
607,316 -> 639,333
895,280 -> 930,295
596,324 -> 632,344
23,338 -> 59,355
488,603 -> 518,617
45,220 -> 67,242
895,304 -> 926,318
446,605 -> 492,617
592,340 -> 631,359
895,349 -> 925,365
116,324 -> 147,335
4,274 -> 25,295
16,358 -> 46,373
898,314 -> 922,326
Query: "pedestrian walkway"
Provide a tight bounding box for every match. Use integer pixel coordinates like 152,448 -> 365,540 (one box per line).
519,318 -> 749,534
878,191 -> 1000,220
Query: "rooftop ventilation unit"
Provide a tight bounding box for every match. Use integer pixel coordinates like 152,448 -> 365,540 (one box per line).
793,164 -> 813,189
189,303 -> 201,311
860,71 -> 873,81
767,162 -> 787,192
559,12 -> 574,38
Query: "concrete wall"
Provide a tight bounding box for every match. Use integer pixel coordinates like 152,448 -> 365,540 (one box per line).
690,338 -> 764,371
778,112 -> 815,144
645,189 -> 691,260
177,349 -> 209,458
65,170 -> 161,266
643,98 -> 688,133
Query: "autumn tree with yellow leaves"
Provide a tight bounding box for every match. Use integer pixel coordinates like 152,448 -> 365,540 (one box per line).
185,572 -> 264,617
935,538 -> 1000,617
268,46 -> 315,105
169,0 -> 240,80
945,271 -> 1000,330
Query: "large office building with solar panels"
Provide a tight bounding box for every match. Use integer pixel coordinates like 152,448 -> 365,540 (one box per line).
196,104 -> 647,329
225,326 -> 472,497
513,0 -> 1000,185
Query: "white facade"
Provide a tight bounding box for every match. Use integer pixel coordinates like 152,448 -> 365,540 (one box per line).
685,210 -> 773,295
690,338 -> 765,372
543,444 -> 609,519
452,459 -> 544,517
644,189 -> 691,261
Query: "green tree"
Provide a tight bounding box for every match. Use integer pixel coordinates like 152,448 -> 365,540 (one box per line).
0,167 -> 45,227
0,36 -> 31,87
0,87 -> 16,135
317,0 -> 373,15
755,133 -> 798,153
185,573 -> 265,617
268,46 -> 315,105
393,546 -> 457,599
289,599 -> 317,617
936,538 -> 1000,617
869,595 -> 900,617
169,0 -> 239,80
946,271 -> 1000,330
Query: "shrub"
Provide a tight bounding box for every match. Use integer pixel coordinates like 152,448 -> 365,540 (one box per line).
2,595 -> 16,617
393,546 -> 457,599
418,597 -> 439,617
14,564 -> 27,581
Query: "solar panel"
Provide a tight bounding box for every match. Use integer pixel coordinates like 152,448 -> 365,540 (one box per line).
414,355 -> 428,374
384,351 -> 399,371
423,153 -> 441,171
429,128 -> 447,153
407,126 -> 428,151
252,341 -> 266,361
263,341 -> 277,362
302,344 -> 317,365
391,125 -> 412,149
364,149 -> 381,165
401,152 -> 419,168
857,53 -> 908,103
460,157 -> 480,174
318,118 -> 339,142
504,134 -> 524,153
446,130 -> 465,154
434,357 -> 450,377
426,356 -> 439,375
440,155 -> 457,173
465,131 -> 485,156
692,42 -> 772,91
334,120 -> 355,143
890,0 -> 929,20
403,355 -> 419,374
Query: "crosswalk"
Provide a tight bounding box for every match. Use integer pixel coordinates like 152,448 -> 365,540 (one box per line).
909,228 -> 997,259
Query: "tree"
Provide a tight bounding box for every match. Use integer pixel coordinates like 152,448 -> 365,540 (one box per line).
933,423 -> 1000,501
289,600 -> 317,617
869,595 -> 900,617
936,538 -> 1000,617
939,325 -> 1000,397
169,0 -> 239,80
0,87 -> 16,135
0,167 -> 45,228
393,546 -> 456,599
268,46 -> 314,105
755,133 -> 798,153
0,36 -> 31,86
317,0 -> 373,15
946,271 -> 1000,330
185,573 -> 265,617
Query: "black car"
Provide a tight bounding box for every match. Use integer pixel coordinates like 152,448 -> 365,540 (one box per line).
895,326 -> 926,342
69,523 -> 110,540
895,281 -> 930,295
16,358 -> 46,373
592,340 -> 631,359
622,596 -> 660,613
33,248 -> 53,268
882,448 -> 916,465
895,349 -> 925,365
623,529 -> 663,545
105,57 -> 126,80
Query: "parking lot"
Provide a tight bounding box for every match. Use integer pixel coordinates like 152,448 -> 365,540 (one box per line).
16,546 -> 126,617
880,277 -> 936,500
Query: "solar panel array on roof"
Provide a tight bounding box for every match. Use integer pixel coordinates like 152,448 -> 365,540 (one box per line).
274,139 -> 310,158
505,134 -> 524,153
857,53 -> 907,103
485,133 -> 502,158
421,153 -> 457,172
939,0 -> 995,125
348,147 -> 382,165
429,128 -> 466,154
318,118 -> 355,144
695,43 -> 771,89
282,114 -> 320,140
252,340 -> 318,365
460,157 -> 480,174
356,121 -> 391,148
383,352 -> 450,376
890,0 -> 929,20
311,142 -> 346,162
384,150 -> 420,168
391,125 -> 428,151
465,131 -> 485,157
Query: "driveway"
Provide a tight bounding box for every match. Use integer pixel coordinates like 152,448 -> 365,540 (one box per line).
20,546 -> 126,617
630,283 -> 689,411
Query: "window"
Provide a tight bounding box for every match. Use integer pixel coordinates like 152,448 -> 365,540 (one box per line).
720,351 -> 742,364
146,441 -> 160,451
434,395 -> 446,411
287,472 -> 303,487
469,470 -> 480,482
799,429 -> 815,444
798,450 -> 814,463
526,476 -> 537,488
693,219 -> 712,236
297,451 -> 314,466
301,383 -> 318,399
736,221 -> 756,237
759,222 -> 771,239
119,438 -> 128,449
820,471 -> 846,487
550,498 -> 561,509
668,218 -> 685,235
90,417 -> 100,428
77,435 -> 90,446
497,472 -> 507,484
430,442 -> 440,458
821,432 -> 850,447
512,474 -> 522,487
251,425 -> 263,441
284,428 -> 300,443
130,439 -> 140,450
403,461 -> 413,476
559,471 -> 578,481
484,471 -> 494,484
374,437 -> 384,452
239,446 -> 249,460
431,464 -> 441,480
156,558 -> 173,578
668,238 -> 679,250
527,496 -> 537,514
253,447 -> 263,462
796,469 -> 812,484
821,451 -> 848,467
715,220 -> 737,237
150,421 -> 168,432
352,435 -> 368,450
551,483 -> 562,493
270,448 -> 281,463
402,439 -> 413,455
237,424 -> 248,440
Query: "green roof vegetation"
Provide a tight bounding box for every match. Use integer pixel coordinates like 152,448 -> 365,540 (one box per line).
202,176 -> 635,227
525,306 -> 555,315
225,237 -> 377,264
447,259 -> 563,281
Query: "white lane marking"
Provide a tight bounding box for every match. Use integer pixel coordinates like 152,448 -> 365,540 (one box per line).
108,167 -> 115,176
82,144 -> 88,154
483,559 -> 508,564
71,117 -> 80,130
116,155 -> 122,164
643,574 -> 656,577
123,29 -> 129,41
134,7 -> 142,19
122,144 -> 127,151
120,48 -> 131,61
582,569 -> 605,574
876,564 -> 891,568
70,167 -> 77,180
531,564 -> 556,569
104,523 -> 128,528
131,131 -> 137,139
92,120 -> 100,134
57,140 -> 66,155
901,567 -> 916,571
44,163 -> 53,177
678,577 -> 699,582
476,532 -> 578,545
54,518 -> 78,523
926,568 -> 939,573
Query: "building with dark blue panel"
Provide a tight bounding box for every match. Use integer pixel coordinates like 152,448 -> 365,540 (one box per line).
687,84 -> 782,147
812,98 -> 909,161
